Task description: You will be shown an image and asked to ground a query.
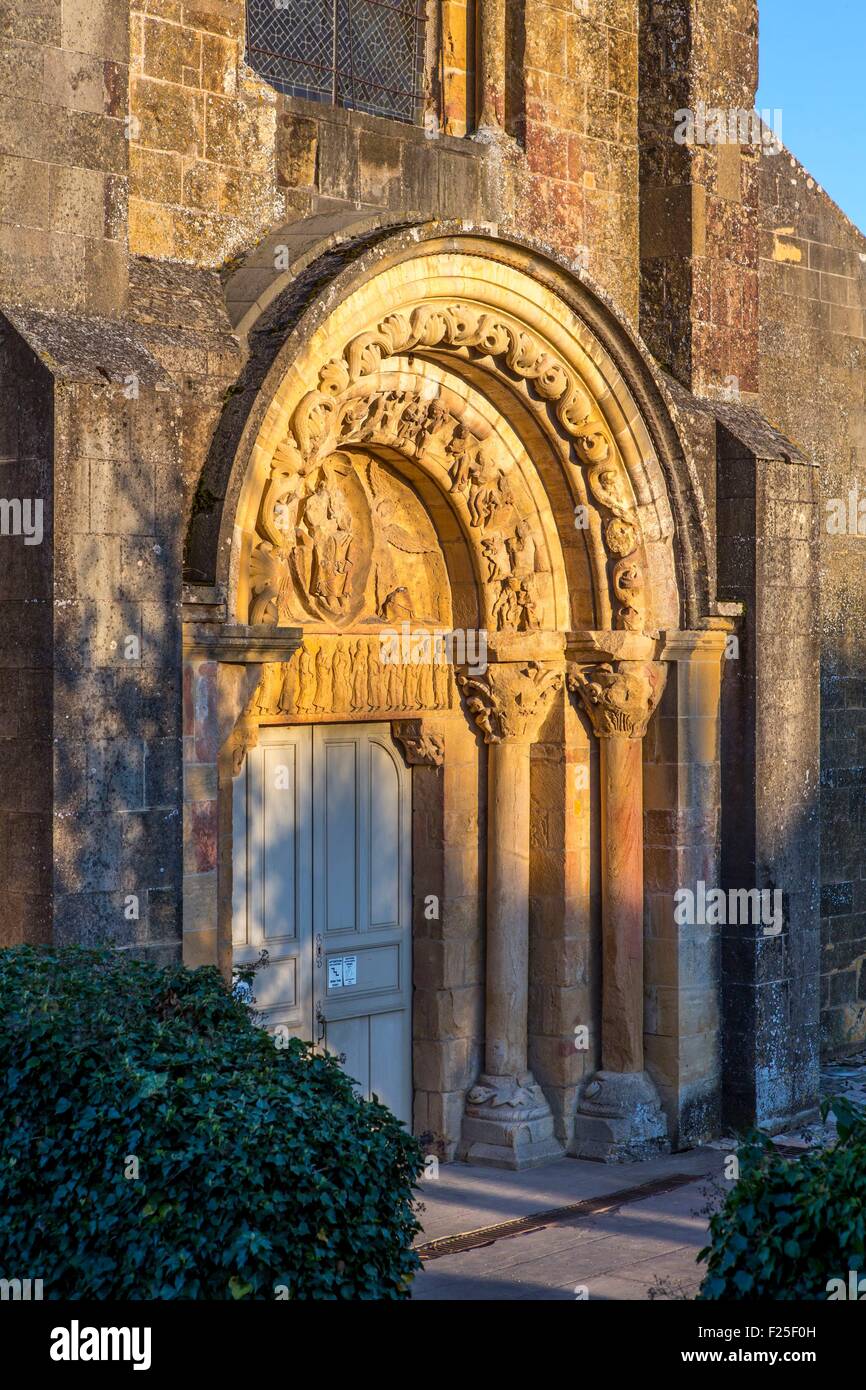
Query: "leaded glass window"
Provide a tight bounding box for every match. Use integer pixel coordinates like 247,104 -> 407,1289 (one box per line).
246,0 -> 426,125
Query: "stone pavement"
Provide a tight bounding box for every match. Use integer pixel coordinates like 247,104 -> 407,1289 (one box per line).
411,1062 -> 866,1300
412,1146 -> 727,1301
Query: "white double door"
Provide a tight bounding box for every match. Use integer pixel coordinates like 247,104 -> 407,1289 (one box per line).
233,723 -> 412,1125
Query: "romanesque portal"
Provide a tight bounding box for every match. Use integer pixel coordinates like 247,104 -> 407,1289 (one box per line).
182,236 -> 729,1166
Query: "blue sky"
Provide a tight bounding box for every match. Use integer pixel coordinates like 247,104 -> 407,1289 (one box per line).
756,0 -> 866,231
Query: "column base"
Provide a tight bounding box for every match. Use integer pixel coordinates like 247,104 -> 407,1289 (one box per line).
459,1073 -> 565,1170
569,1070 -> 671,1163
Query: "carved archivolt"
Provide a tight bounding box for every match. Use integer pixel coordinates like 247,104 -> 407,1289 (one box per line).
249,301 -> 650,638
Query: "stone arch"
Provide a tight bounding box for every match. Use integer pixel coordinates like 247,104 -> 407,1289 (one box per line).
197,229 -> 701,641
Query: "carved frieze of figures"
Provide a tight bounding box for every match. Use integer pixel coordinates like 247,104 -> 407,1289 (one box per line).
251,637 -> 455,720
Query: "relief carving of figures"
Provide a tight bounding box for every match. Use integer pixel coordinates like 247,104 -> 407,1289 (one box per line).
433,657 -> 451,709
298,478 -> 354,617
274,638 -> 455,719
419,659 -> 435,708
331,641 -> 351,709
303,303 -> 650,637
250,444 -> 447,632
491,576 -> 538,632
297,647 -> 316,711
367,641 -> 382,709
350,640 -> 369,711
252,299 -> 650,640
313,645 -> 332,711
284,377 -> 540,635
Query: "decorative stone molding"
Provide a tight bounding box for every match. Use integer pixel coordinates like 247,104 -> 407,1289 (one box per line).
572,1070 -> 670,1163
183,623 -> 303,664
182,625 -> 304,777
458,661 -> 563,744
567,660 -> 667,740
391,718 -> 445,766
249,299 -> 650,638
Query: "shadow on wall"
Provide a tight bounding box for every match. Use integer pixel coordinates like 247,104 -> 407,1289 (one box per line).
0,310 -> 187,963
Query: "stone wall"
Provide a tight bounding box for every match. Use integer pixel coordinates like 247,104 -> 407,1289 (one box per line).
128,0 -> 282,265
758,150 -> 866,1054
0,0 -> 129,315
0,323 -> 53,944
124,1 -> 641,318
639,0 -> 760,397
50,360 -> 184,961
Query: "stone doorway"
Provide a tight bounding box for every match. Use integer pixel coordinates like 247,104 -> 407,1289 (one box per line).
183,231 -> 722,1168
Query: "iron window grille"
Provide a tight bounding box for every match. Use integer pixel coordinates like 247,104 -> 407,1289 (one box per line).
246,0 -> 426,125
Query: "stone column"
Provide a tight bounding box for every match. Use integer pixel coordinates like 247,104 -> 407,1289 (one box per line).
476,0 -> 506,134
458,660 -> 565,1169
568,659 -> 671,1160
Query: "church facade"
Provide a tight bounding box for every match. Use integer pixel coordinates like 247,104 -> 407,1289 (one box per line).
2,0 -> 865,1166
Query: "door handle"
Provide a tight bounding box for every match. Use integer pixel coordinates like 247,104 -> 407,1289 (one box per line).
315,1000 -> 326,1043
315,934 -> 323,968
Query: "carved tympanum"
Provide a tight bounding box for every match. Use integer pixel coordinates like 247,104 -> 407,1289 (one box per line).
458,661 -> 563,743
252,450 -> 447,629
567,660 -> 667,739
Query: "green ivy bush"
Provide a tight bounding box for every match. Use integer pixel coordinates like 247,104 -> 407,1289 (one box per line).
0,945 -> 423,1299
699,1095 -> 866,1299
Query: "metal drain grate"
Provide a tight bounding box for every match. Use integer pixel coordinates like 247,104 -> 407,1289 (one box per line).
416,1171 -> 702,1261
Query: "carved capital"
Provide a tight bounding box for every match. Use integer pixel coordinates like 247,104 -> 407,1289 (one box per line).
458,661 -> 563,744
391,719 -> 445,767
567,660 -> 667,739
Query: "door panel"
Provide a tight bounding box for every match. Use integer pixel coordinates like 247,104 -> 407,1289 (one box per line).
323,738 -> 358,934
233,722 -> 412,1126
369,740 -> 401,926
233,727 -> 313,1039
313,724 -> 412,1125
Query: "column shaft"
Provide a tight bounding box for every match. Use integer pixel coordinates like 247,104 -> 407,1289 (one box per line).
485,737 -> 531,1075
477,0 -> 506,130
600,735 -> 645,1073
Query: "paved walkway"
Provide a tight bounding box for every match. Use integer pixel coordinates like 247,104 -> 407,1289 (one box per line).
412,1146 -> 726,1301
412,1064 -> 866,1300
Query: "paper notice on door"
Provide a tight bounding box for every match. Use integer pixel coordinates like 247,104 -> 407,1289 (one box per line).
327,955 -> 358,989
